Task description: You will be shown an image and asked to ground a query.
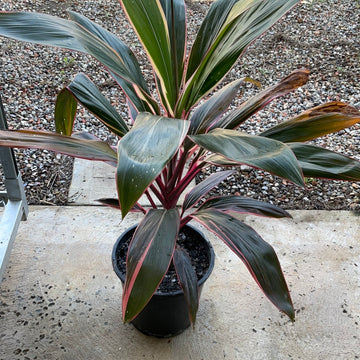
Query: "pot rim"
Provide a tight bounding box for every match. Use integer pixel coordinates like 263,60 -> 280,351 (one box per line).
112,223 -> 215,297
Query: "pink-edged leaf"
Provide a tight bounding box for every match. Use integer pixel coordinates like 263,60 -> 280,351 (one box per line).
261,102 -> 360,142
205,153 -> 239,166
122,208 -> 180,323
210,69 -> 309,131
0,10 -> 158,115
289,143 -> 360,181
117,113 -> 189,217
55,87 -> 77,136
173,247 -> 199,326
0,129 -> 117,162
67,73 -> 129,137
110,69 -> 159,115
0,12 -> 147,92
95,198 -> 145,213
182,170 -> 235,212
66,10 -> 147,89
159,0 -> 186,91
127,100 -> 139,123
71,131 -> 103,141
196,195 -> 292,218
192,209 -> 294,320
120,0 -> 177,113
71,131 -> 117,166
67,10 -> 158,114
185,0 -> 238,80
179,0 -> 301,113
190,129 -> 304,187
189,77 -> 257,135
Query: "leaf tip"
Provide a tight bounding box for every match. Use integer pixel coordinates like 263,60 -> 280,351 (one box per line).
287,308 -> 295,323
281,300 -> 295,322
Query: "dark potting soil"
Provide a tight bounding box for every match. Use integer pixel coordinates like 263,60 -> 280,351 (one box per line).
114,226 -> 211,293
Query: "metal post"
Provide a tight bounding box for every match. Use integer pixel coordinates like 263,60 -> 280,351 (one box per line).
0,93 -> 28,282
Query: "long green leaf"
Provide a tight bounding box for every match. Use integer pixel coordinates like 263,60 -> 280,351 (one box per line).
111,70 -> 160,115
67,11 -> 157,114
192,209 -> 294,320
205,153 -> 245,166
122,208 -> 179,323
189,77 -> 256,135
0,12 -> 148,93
173,247 -> 199,326
0,129 -> 117,162
117,113 -> 189,217
210,69 -> 309,131
67,73 -> 129,137
261,102 -> 360,142
196,195 -> 292,218
67,11 -> 147,89
55,87 -> 77,136
121,0 -> 177,113
159,0 -> 186,90
183,170 -> 235,211
185,0 -> 239,80
289,143 -> 360,181
179,0 -> 300,113
190,129 -> 304,187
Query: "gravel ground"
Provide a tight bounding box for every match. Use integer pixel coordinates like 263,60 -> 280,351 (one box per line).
0,0 -> 359,209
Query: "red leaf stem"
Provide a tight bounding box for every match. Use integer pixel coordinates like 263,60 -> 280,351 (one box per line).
144,190 -> 157,209
168,161 -> 204,208
149,183 -> 166,207
167,148 -> 187,189
180,215 -> 192,228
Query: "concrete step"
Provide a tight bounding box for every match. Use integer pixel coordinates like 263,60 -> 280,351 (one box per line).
1,207 -> 359,359
68,158 -> 193,207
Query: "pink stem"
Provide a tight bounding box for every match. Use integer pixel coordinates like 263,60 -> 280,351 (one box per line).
167,149 -> 186,189
135,202 -> 147,214
180,215 -> 192,228
149,184 -> 168,208
167,150 -> 179,183
162,166 -> 168,185
145,190 -> 157,209
167,162 -> 203,208
156,176 -> 167,194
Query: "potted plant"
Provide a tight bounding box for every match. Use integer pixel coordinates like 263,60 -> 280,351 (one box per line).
0,0 -> 359,337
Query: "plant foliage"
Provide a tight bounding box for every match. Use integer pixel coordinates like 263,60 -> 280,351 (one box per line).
0,0 -> 359,325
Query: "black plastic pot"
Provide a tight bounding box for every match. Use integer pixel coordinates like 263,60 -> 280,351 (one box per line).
112,224 -> 215,338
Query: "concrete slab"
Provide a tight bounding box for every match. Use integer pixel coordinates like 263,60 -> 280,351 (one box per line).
68,159 -> 194,207
0,207 -> 359,359
68,159 -> 117,205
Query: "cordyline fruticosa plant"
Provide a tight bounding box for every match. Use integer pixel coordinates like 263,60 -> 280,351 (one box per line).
1,0 -> 360,325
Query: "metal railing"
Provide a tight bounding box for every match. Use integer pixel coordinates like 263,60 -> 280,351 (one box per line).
0,94 -> 28,282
